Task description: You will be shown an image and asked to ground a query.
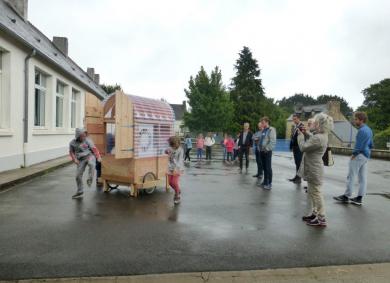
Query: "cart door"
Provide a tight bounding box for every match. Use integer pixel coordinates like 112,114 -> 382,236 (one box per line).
115,90 -> 134,159
85,92 -> 105,154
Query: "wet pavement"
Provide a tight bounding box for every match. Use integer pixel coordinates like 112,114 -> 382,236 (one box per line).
0,153 -> 389,280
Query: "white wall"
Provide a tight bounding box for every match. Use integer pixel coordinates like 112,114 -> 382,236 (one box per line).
0,34 -> 87,172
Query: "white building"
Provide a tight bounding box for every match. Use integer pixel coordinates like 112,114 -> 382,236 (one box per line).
169,101 -> 187,136
0,0 -> 106,172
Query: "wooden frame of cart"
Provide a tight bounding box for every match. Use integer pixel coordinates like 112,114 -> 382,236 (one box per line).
98,90 -> 175,197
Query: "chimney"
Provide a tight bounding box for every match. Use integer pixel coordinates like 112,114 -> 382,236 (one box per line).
327,101 -> 342,121
52,37 -> 68,56
87,68 -> 95,79
94,74 -> 100,84
6,0 -> 28,20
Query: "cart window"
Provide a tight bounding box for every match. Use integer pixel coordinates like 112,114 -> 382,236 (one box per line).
106,123 -> 115,155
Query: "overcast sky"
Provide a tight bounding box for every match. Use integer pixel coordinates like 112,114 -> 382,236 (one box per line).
29,0 -> 390,109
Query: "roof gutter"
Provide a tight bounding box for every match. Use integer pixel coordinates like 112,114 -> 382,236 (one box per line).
23,48 -> 36,167
0,23 -> 106,100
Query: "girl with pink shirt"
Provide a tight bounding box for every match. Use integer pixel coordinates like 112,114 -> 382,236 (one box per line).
196,134 -> 205,162
225,135 -> 235,162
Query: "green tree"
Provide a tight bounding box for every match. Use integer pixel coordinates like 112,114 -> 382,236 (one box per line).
100,83 -> 122,94
358,78 -> 390,132
277,93 -> 316,113
316,94 -> 353,117
184,66 -> 233,132
230,46 -> 267,132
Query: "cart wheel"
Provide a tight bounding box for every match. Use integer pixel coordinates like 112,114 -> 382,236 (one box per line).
106,182 -> 119,191
143,172 -> 157,195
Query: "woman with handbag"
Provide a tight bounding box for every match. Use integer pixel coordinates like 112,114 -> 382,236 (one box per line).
297,113 -> 334,227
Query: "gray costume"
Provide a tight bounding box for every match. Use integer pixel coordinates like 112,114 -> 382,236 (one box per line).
69,128 -> 96,193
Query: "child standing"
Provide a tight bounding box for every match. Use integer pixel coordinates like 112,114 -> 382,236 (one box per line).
196,134 -> 205,162
165,136 -> 184,204
225,135 -> 235,162
69,128 -> 101,199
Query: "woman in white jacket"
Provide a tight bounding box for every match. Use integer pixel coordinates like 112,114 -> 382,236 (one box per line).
204,132 -> 215,160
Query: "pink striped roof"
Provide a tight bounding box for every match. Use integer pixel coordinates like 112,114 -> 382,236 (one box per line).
127,94 -> 175,122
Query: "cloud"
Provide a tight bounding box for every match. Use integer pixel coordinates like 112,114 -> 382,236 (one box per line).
29,0 -> 390,108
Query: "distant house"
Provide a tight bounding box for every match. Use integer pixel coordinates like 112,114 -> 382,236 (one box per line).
169,101 -> 187,136
286,101 -> 358,147
0,0 -> 106,172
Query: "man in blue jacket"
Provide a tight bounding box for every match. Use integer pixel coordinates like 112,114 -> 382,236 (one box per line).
334,112 -> 373,205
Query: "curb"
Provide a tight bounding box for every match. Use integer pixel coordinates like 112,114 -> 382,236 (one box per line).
0,158 -> 72,192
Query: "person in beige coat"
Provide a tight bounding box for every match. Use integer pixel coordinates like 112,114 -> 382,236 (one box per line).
298,113 -> 334,227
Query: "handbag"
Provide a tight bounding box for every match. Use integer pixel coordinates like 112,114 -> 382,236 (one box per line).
322,147 -> 334,166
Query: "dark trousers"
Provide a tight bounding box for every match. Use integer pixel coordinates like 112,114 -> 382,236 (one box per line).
255,150 -> 263,177
292,146 -> 303,174
233,149 -> 239,160
239,147 -> 250,169
226,152 -> 233,161
260,151 -> 273,185
184,148 -> 191,161
95,161 -> 101,181
206,146 -> 212,160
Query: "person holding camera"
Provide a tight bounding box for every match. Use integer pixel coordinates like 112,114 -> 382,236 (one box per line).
289,113 -> 304,184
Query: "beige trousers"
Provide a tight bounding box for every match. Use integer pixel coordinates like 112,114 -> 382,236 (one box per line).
307,182 -> 325,217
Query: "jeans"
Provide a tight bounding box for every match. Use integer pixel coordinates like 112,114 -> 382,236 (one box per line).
292,146 -> 303,174
260,151 -> 272,186
196,148 -> 203,160
184,148 -> 192,161
239,147 -> 250,169
226,152 -> 233,161
206,146 -> 212,160
76,155 -> 96,193
255,149 -> 263,177
345,154 -> 368,197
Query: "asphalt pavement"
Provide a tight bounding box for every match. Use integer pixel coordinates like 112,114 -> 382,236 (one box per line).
0,153 -> 389,280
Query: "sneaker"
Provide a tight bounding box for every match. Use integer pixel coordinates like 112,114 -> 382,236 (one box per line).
307,216 -> 327,227
288,177 -> 297,182
72,192 -> 83,199
253,174 -> 259,178
174,194 -> 181,205
257,181 -> 265,188
263,184 -> 272,190
333,195 -> 350,204
302,214 -> 316,222
350,196 -> 363,206
87,178 -> 92,187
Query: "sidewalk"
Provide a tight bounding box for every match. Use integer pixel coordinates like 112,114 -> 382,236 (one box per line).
0,156 -> 71,191
1,263 -> 388,283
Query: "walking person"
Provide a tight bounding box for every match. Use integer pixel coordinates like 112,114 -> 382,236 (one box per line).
184,134 -> 192,164
196,134 -> 205,162
299,113 -> 334,227
258,117 -> 276,189
69,128 -> 102,199
165,136 -> 184,205
252,122 -> 264,180
334,112 -> 373,206
289,114 -> 304,184
204,132 -> 215,161
238,122 -> 253,174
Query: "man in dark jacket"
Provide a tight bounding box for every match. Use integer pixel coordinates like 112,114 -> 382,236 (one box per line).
238,122 -> 253,174
289,114 -> 304,183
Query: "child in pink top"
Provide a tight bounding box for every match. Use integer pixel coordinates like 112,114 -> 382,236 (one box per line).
225,135 -> 235,162
196,134 -> 205,161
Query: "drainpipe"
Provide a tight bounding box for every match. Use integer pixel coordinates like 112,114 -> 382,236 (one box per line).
23,49 -> 36,167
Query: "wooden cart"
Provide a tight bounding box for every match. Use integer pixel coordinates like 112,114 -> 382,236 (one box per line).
92,90 -> 175,197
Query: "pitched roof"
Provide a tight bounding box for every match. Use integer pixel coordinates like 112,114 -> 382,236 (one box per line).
170,103 -> 186,120
332,121 -> 358,143
0,0 -> 106,99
